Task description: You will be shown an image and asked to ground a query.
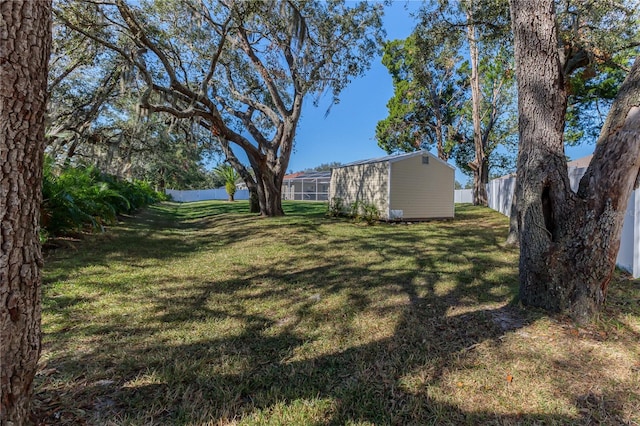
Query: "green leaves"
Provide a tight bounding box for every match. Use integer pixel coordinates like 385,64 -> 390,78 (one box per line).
377,0 -> 518,181
41,158 -> 166,236
376,33 -> 466,160
555,0 -> 640,145
565,52 -> 635,146
213,164 -> 240,199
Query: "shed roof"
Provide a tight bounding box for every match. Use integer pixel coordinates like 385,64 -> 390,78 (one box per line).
334,150 -> 455,170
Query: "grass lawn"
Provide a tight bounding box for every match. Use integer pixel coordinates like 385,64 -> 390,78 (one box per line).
36,201 -> 640,425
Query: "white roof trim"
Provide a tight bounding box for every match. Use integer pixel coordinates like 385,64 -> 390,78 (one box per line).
334,150 -> 455,171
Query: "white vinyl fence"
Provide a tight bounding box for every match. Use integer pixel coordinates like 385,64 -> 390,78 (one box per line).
487,169 -> 640,278
454,189 -> 473,203
487,175 -> 516,216
165,188 -> 250,203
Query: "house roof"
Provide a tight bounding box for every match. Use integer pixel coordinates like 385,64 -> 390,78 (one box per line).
283,171 -> 331,181
333,150 -> 455,170
283,172 -> 304,180
567,154 -> 593,169
493,154 -> 595,180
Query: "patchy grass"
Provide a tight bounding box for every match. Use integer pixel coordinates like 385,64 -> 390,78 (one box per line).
35,201 -> 640,425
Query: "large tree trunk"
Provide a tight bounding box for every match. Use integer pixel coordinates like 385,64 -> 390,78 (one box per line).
253,165 -> 285,217
218,137 -> 283,215
510,0 -> 640,323
1,1 -> 52,423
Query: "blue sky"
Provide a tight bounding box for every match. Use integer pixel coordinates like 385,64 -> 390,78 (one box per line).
289,1 -> 423,174
268,1 -> 595,184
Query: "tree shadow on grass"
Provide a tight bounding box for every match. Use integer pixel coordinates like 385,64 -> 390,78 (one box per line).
36,203 -> 639,425
42,202 -> 270,284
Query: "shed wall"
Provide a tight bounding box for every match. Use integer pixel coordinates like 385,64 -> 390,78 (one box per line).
389,154 -> 455,219
330,162 -> 389,217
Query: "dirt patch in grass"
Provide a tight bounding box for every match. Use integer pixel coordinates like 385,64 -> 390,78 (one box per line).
35,201 -> 640,425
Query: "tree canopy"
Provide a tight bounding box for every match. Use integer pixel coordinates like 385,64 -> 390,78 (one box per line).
376,31 -> 466,161
555,0 -> 640,146
378,0 -> 516,205
47,10 -> 220,190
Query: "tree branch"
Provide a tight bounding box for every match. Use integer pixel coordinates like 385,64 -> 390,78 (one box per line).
221,63 -> 281,127
236,25 -> 289,117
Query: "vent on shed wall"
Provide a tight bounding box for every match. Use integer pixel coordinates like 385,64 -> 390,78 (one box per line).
390,210 -> 404,219
422,155 -> 429,164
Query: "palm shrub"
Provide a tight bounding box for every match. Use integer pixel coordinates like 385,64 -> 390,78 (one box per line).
214,164 -> 240,202
360,202 -> 381,225
41,158 -> 166,237
41,158 -> 93,234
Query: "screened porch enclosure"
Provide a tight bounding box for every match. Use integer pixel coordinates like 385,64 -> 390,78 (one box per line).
281,171 -> 331,201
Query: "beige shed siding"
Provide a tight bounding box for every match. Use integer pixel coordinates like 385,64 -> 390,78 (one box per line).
389,154 -> 454,219
330,162 -> 389,217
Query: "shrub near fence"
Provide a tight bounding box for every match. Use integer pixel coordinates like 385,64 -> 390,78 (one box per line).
486,168 -> 640,278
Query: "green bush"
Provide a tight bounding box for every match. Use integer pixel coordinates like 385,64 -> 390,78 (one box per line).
328,198 -> 380,225
359,202 -> 381,225
327,197 -> 345,217
213,164 -> 239,201
348,200 -> 362,220
41,158 -> 166,237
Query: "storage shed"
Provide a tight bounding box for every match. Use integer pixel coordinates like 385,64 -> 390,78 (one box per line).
330,150 -> 455,220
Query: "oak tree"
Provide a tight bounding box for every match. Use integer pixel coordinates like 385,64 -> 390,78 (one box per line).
47,15 -> 220,190
506,0 -> 640,244
510,0 -> 640,322
57,0 -> 384,216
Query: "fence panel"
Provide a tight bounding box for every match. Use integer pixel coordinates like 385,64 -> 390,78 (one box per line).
487,176 -> 515,216
454,189 -> 473,203
165,188 -> 250,202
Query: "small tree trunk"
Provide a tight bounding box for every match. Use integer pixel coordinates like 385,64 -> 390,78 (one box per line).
1,1 -> 51,423
248,187 -> 260,213
225,183 -> 236,202
434,117 -> 448,161
465,11 -> 489,207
